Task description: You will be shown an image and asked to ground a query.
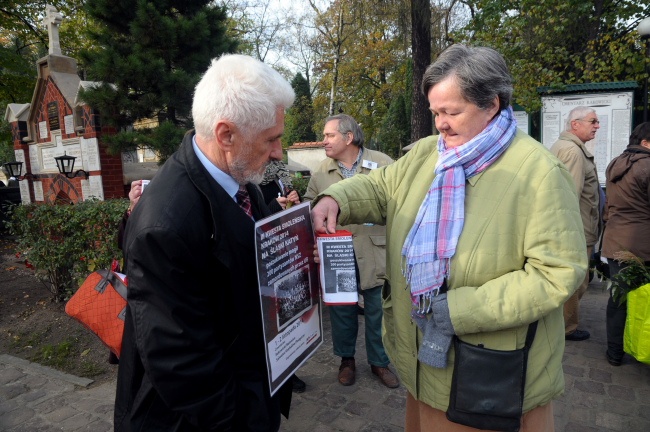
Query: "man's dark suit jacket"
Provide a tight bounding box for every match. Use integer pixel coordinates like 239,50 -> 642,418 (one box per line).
114,131 -> 291,431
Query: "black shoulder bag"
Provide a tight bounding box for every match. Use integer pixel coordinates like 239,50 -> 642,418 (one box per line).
446,321 -> 538,432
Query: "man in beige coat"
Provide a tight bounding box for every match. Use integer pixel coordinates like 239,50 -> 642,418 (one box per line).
550,106 -> 601,341
304,114 -> 398,388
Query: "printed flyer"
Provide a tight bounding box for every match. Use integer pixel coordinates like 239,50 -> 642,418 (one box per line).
316,230 -> 359,305
255,202 -> 322,396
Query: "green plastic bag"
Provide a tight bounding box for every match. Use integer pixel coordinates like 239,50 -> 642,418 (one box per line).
624,283 -> 650,364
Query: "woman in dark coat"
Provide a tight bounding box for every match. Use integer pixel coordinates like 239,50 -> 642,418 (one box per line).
602,122 -> 650,366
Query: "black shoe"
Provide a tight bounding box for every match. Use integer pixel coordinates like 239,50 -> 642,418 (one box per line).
565,329 -> 590,341
291,375 -> 306,393
606,351 -> 622,366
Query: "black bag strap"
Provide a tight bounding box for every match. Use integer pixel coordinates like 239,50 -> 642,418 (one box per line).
524,320 -> 538,350
96,269 -> 128,300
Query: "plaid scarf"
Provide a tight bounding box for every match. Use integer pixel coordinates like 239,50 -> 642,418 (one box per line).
402,107 -> 517,312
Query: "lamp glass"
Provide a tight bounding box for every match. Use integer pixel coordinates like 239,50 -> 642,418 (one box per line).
4,161 -> 23,178
54,153 -> 76,175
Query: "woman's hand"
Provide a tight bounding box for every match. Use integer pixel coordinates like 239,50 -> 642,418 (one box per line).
311,196 -> 339,234
276,190 -> 300,209
127,180 -> 144,213
275,196 -> 288,209
286,190 -> 300,205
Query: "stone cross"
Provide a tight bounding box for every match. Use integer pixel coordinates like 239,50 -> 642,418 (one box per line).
43,5 -> 63,55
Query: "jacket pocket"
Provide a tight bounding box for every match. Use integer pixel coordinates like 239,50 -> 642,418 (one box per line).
369,235 -> 387,280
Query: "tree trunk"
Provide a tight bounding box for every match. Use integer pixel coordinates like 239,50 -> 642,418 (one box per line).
329,54 -> 339,116
410,0 -> 432,142
328,7 -> 345,116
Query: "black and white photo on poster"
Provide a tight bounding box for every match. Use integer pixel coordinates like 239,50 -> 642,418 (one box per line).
275,264 -> 312,330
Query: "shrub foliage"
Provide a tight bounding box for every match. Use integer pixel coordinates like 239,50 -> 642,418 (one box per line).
291,173 -> 309,198
611,251 -> 650,305
8,199 -> 128,302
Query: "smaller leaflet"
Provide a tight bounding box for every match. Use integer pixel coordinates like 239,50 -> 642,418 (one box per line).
316,230 -> 359,305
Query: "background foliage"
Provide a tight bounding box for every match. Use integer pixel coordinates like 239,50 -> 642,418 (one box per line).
291,173 -> 309,198
1,0 -> 649,310
283,72 -> 317,146
7,199 -> 128,302
1,0 -> 650,160
459,0 -> 649,113
77,0 -> 238,162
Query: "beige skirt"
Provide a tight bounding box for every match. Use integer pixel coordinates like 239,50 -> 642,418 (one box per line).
405,392 -> 554,432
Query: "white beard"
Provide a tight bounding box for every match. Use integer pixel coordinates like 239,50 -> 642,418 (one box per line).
230,150 -> 267,185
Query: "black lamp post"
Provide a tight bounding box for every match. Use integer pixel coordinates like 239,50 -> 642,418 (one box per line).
3,161 -> 23,179
54,152 -> 89,179
639,18 -> 650,123
2,161 -> 38,181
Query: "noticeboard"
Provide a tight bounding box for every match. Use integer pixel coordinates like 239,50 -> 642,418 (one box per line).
540,92 -> 634,185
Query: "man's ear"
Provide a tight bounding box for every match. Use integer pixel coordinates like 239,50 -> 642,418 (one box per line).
345,132 -> 353,146
215,121 -> 235,152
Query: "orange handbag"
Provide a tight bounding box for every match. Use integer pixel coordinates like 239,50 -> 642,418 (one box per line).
65,270 -> 127,357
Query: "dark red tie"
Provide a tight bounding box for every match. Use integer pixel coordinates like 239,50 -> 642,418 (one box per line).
235,186 -> 253,219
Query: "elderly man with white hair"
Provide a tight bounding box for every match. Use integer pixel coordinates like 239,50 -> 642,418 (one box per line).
114,54 -> 295,431
550,106 -> 601,342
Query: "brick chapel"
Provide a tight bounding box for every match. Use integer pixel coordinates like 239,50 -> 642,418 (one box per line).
4,5 -> 128,205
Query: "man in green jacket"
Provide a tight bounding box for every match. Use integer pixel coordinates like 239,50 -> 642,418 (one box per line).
550,106 -> 601,342
304,114 -> 399,389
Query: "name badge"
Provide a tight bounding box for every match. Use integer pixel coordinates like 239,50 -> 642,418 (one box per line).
362,160 -> 378,169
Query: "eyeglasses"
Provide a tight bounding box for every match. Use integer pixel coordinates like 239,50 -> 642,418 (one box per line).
576,118 -> 600,125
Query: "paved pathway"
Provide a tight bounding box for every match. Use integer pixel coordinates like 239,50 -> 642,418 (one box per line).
1,280 -> 649,431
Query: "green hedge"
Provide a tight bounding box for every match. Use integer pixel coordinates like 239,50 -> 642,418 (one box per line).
7,199 -> 129,302
292,173 -> 309,198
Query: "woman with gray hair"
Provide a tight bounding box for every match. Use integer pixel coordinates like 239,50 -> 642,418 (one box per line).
311,44 -> 586,431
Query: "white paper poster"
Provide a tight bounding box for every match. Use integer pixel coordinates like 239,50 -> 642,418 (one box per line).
514,111 -> 530,135
316,231 -> 359,305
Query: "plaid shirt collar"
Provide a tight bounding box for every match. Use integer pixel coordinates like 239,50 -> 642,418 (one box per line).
338,146 -> 364,179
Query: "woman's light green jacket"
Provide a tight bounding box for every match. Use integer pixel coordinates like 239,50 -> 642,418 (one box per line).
320,131 -> 587,412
